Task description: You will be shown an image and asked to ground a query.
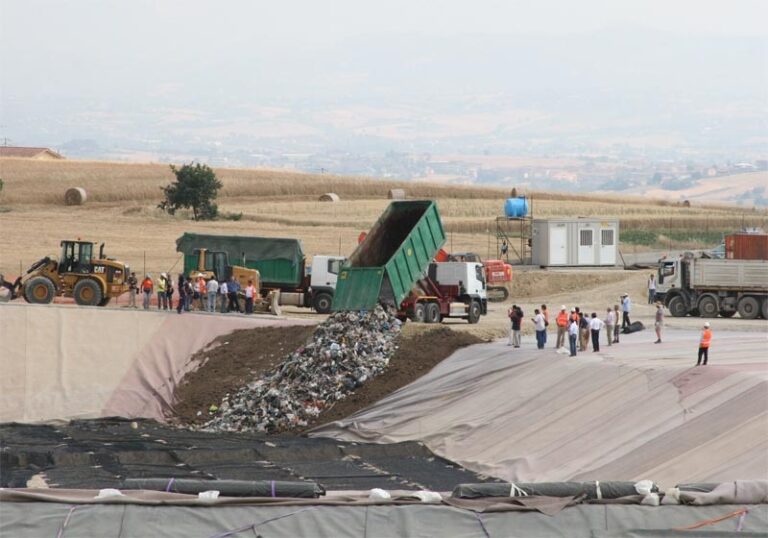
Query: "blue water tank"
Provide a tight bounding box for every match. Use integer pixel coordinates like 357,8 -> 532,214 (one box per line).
504,197 -> 529,218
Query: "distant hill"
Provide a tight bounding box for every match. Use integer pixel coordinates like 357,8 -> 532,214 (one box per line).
637,171 -> 768,207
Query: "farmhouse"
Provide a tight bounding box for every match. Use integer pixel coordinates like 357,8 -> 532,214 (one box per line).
0,146 -> 64,160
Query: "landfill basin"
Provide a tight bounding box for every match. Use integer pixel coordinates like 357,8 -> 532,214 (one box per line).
333,200 -> 446,311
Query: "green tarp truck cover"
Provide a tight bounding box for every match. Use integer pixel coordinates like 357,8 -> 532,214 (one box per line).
332,200 -> 445,311
176,233 -> 304,288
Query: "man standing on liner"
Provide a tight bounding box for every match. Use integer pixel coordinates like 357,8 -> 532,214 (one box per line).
696,322 -> 712,366
555,305 -> 569,349
621,293 -> 632,330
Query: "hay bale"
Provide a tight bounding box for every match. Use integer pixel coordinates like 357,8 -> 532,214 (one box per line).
682,199 -> 691,208
318,193 -> 340,202
388,188 -> 406,200
510,188 -> 518,198
64,187 -> 87,206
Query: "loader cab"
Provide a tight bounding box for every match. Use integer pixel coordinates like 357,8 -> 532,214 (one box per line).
59,241 -> 94,274
192,248 -> 231,281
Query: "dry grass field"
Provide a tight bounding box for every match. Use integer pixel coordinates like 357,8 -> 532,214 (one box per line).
1,158 -> 766,279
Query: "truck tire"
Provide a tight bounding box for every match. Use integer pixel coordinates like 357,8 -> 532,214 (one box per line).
737,296 -> 760,320
312,292 -> 333,314
697,295 -> 719,318
410,303 -> 426,323
425,302 -> 441,324
73,279 -> 103,306
24,276 -> 56,304
467,300 -> 481,324
667,296 -> 688,317
719,310 -> 736,318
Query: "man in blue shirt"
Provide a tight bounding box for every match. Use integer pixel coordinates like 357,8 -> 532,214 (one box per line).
227,276 -> 241,313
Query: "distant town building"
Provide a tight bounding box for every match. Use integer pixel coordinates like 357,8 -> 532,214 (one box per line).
0,146 -> 64,160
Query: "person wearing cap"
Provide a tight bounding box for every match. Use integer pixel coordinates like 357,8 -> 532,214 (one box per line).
654,302 -> 664,343
621,294 -> 632,330
604,306 -> 616,346
555,306 -> 569,349
156,273 -> 168,310
696,322 -> 713,366
568,316 -> 579,357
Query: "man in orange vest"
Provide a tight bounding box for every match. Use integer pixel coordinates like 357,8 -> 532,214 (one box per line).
696,322 -> 712,366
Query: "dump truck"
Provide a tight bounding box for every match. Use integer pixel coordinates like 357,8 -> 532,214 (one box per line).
176,233 -> 344,313
655,254 -> 768,319
12,240 -> 130,306
333,200 -> 487,323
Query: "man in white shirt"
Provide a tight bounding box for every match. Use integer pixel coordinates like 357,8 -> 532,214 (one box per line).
568,318 -> 579,357
206,277 -> 219,312
532,308 -> 546,350
604,307 -> 616,346
647,274 -> 656,304
589,312 -> 605,352
218,280 -> 228,313
621,294 -> 632,330
244,279 -> 256,314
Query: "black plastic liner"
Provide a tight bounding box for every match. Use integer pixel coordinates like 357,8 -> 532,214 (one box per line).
122,478 -> 324,498
452,481 -> 658,500
1,418 -> 501,491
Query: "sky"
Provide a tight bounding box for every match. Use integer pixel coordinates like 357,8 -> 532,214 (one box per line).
0,0 -> 765,157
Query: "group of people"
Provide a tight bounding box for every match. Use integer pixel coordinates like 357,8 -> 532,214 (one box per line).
127,271 -> 260,315
507,296 -> 713,366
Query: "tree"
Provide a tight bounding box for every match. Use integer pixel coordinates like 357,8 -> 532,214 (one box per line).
159,163 -> 222,221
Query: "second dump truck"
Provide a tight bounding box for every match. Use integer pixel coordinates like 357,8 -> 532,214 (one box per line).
176,234 -> 344,313
332,200 -> 488,323
655,254 -> 768,319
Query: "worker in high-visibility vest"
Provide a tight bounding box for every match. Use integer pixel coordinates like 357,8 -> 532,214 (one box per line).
696,322 -> 713,366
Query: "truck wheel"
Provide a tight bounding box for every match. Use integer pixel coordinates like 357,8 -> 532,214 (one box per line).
425,302 -> 441,323
697,296 -> 719,318
73,279 -> 103,306
411,303 -> 426,323
24,276 -> 56,304
737,296 -> 759,320
719,310 -> 736,318
312,292 -> 333,314
467,301 -> 481,324
667,296 -> 687,317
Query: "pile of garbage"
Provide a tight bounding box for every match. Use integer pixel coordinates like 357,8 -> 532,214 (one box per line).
203,305 -> 402,433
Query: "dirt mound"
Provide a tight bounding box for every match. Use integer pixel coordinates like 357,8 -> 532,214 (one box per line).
509,270 -> 627,299
171,324 -> 317,425
171,325 -> 481,430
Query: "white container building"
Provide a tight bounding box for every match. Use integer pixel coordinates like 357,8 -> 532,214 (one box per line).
531,218 -> 619,267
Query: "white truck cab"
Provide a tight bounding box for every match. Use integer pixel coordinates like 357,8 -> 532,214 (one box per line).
429,261 -> 487,299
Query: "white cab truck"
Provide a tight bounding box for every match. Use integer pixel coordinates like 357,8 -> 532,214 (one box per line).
399,261 -> 488,324
278,255 -> 345,313
655,254 -> 768,319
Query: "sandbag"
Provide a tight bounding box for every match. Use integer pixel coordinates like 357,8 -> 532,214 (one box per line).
622,321 -> 645,334
122,478 -> 325,498
452,481 -> 657,500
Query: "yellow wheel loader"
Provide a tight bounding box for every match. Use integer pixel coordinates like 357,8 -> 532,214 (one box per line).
17,240 -> 130,306
189,248 -> 281,315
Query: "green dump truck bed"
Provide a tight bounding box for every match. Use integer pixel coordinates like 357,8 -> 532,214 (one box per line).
332,201 -> 446,311
176,233 -> 305,288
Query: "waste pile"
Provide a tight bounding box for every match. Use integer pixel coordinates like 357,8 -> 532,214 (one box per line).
202,305 -> 401,433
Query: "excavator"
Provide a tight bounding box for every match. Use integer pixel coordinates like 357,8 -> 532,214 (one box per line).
5,240 -> 130,306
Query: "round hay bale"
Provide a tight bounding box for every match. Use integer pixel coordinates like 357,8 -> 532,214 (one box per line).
510,187 -> 518,198
64,187 -> 87,206
682,199 -> 691,208
318,192 -> 340,202
388,188 -> 406,200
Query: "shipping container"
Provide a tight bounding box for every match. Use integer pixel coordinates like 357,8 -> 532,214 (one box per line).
531,218 -> 619,267
725,233 -> 768,260
176,233 -> 304,288
332,201 -> 446,311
